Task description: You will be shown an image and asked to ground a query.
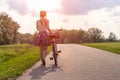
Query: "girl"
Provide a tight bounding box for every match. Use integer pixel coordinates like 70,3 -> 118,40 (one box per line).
35,11 -> 52,66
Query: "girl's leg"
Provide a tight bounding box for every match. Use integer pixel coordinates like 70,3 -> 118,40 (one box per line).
40,45 -> 47,65
43,45 -> 48,59
40,46 -> 44,60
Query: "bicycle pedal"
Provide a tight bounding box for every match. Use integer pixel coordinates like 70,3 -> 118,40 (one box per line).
58,51 -> 61,53
50,57 -> 53,60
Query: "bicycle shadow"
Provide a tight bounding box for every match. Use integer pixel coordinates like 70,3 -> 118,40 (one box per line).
29,64 -> 63,80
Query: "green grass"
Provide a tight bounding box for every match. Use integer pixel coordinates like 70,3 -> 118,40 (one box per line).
83,42 -> 120,54
0,44 -> 51,80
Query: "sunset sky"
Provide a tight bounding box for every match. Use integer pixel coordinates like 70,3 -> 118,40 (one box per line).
0,0 -> 120,38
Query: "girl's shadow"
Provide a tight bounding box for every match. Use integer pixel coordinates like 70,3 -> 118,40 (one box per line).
29,65 -> 63,79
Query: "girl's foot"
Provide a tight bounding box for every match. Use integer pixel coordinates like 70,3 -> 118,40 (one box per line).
42,59 -> 46,66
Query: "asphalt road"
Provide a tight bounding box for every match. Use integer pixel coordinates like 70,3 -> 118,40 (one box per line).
17,44 -> 120,80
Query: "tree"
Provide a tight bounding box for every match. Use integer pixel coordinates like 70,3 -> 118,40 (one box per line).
69,29 -> 78,43
59,29 -> 70,43
0,12 -> 20,45
87,27 -> 104,42
18,33 -> 34,44
108,32 -> 117,42
78,29 -> 86,43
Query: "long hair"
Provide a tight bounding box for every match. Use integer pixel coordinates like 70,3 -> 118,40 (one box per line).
40,11 -> 46,18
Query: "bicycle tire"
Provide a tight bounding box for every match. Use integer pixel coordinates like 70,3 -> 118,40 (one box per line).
53,43 -> 58,66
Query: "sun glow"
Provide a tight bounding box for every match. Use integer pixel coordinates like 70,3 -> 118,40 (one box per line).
27,0 -> 61,11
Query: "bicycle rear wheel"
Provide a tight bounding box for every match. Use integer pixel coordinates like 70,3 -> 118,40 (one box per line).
53,43 -> 58,66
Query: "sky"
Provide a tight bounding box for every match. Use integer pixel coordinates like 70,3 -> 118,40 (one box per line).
0,0 -> 120,38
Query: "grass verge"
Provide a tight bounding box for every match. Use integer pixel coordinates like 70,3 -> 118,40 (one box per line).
83,42 -> 120,54
0,44 -> 51,80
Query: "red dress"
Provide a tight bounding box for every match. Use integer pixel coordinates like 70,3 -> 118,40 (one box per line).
34,19 -> 50,46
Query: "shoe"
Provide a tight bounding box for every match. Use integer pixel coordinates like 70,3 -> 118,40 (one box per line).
42,59 -> 46,66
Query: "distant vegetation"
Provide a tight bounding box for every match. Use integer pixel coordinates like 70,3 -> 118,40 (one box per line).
83,42 -> 120,54
0,12 -> 20,45
18,28 -> 119,44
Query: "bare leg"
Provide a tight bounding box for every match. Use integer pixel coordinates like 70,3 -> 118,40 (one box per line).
42,46 -> 48,59
40,46 -> 44,60
40,45 -> 46,65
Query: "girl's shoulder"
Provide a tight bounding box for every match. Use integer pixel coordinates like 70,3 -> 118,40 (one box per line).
36,20 -> 40,24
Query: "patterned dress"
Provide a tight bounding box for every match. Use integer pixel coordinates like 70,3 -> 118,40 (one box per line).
34,19 -> 50,46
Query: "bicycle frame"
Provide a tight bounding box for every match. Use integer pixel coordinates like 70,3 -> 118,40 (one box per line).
49,29 -> 62,66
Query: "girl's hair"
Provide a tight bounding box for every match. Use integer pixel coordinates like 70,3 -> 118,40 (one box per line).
40,11 -> 46,17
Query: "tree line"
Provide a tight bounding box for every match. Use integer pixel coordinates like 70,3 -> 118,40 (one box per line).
59,28 -> 118,43
0,13 -> 119,45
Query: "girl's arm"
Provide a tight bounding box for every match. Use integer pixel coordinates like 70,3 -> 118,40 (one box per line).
36,21 -> 39,31
46,20 -> 52,34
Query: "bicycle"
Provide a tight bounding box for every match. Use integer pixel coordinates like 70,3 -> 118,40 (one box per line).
49,29 -> 62,66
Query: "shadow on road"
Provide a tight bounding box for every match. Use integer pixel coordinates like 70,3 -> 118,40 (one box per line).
29,65 -> 63,79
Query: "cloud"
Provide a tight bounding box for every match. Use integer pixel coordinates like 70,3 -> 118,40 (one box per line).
3,0 -> 120,16
62,18 -> 69,23
59,0 -> 120,15
6,0 -> 29,15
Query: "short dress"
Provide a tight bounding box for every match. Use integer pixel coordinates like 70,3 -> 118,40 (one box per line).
34,19 -> 50,46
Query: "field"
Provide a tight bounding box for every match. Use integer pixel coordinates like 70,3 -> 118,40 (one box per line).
0,44 -> 51,80
83,42 -> 120,54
